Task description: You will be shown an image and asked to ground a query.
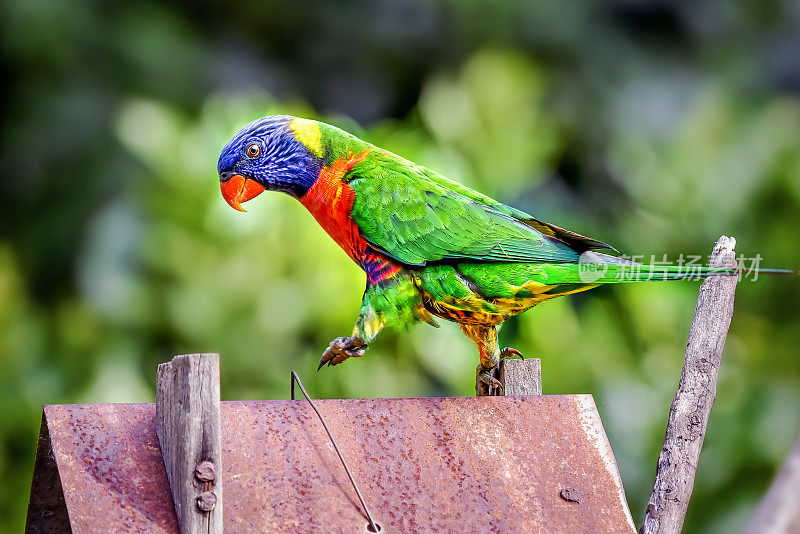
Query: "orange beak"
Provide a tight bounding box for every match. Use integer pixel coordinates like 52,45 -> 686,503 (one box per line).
220,174 -> 266,212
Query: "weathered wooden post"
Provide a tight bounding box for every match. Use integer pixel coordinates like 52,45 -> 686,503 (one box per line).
476,357 -> 543,396
500,358 -> 543,395
156,353 -> 223,534
744,428 -> 800,534
640,236 -> 739,534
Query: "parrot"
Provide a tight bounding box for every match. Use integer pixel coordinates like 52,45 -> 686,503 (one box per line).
216,115 -> 790,395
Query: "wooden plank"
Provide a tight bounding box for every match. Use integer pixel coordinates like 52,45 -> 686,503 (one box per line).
640,236 -> 739,534
499,358 -> 542,395
156,353 -> 222,534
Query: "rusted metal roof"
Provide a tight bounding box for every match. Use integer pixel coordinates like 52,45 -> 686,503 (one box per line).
28,396 -> 635,533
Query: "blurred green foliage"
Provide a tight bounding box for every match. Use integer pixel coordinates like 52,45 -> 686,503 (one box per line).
2,1 -> 800,532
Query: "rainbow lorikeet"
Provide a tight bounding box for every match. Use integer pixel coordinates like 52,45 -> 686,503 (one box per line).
216,116 -> 762,394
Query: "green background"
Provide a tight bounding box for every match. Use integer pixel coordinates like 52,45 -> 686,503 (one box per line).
2,1 -> 799,531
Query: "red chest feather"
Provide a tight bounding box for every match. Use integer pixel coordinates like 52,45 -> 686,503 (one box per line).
299,152 -> 401,283
299,152 -> 367,260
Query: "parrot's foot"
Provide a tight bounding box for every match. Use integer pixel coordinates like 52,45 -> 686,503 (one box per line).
500,347 -> 524,360
476,365 -> 503,396
475,348 -> 523,395
318,336 -> 368,370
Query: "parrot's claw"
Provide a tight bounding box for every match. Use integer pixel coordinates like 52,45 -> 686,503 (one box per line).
500,347 -> 524,360
318,336 -> 368,370
476,365 -> 504,396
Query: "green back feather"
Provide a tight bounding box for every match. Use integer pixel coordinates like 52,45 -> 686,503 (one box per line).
307,120 -> 614,268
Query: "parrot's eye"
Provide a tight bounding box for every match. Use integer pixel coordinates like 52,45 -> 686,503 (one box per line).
246,143 -> 261,158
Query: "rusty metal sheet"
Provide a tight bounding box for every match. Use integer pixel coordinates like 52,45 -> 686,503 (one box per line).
32,396 -> 635,533
36,403 -> 179,533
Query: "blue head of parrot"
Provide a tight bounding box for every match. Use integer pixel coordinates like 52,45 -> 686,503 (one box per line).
217,115 -> 321,210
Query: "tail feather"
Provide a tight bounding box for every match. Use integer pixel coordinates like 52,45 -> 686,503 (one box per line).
579,264 -> 733,284
560,252 -> 798,284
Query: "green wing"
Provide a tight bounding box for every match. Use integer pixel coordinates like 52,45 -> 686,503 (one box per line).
348,151 -> 614,267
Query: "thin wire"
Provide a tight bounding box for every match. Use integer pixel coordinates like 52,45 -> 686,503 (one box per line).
290,371 -> 380,533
